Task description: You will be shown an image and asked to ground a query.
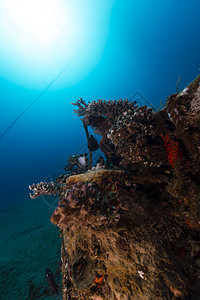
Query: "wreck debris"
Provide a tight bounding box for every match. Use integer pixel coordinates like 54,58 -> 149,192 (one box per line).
57,168 -> 191,300
166,74 -> 200,165
30,75 -> 200,299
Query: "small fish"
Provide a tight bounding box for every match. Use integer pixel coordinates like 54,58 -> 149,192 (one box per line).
88,135 -> 99,151
45,268 -> 58,294
78,155 -> 87,167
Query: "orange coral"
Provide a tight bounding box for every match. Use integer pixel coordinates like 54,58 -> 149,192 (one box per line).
94,275 -> 104,287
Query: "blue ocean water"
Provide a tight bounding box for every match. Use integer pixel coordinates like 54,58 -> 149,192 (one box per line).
0,0 -> 200,298
0,0 -> 200,208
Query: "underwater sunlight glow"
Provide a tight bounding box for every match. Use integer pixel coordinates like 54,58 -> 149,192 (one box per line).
0,0 -> 113,89
5,0 -> 68,46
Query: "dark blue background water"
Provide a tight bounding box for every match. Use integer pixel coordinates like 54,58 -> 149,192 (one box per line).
1,0 -> 200,208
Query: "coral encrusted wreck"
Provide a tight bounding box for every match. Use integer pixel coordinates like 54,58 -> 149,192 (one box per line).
30,75 -> 200,300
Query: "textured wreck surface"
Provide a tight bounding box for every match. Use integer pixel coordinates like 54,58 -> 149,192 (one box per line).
30,75 -> 200,299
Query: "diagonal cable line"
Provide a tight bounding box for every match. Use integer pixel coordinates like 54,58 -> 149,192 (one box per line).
0,24 -> 103,139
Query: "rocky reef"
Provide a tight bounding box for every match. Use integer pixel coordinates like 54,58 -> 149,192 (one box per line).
30,75 -> 200,299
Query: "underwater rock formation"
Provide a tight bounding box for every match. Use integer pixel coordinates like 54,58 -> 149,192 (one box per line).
166,75 -> 200,165
30,75 -> 200,299
56,169 -> 188,300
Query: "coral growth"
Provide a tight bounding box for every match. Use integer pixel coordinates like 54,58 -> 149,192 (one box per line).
107,105 -> 166,168
161,134 -> 183,167
72,98 -> 140,165
166,74 -> 200,165
51,171 -> 124,231
59,168 -> 199,300
30,75 -> 200,299
29,181 -> 61,199
72,97 -> 178,170
72,98 -> 138,136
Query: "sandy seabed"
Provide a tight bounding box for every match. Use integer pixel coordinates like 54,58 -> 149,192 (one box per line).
0,197 -> 62,299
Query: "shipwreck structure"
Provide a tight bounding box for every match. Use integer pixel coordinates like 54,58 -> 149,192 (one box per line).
30,75 -> 200,299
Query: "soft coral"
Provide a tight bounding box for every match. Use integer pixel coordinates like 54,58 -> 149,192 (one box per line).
161,134 -> 183,167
